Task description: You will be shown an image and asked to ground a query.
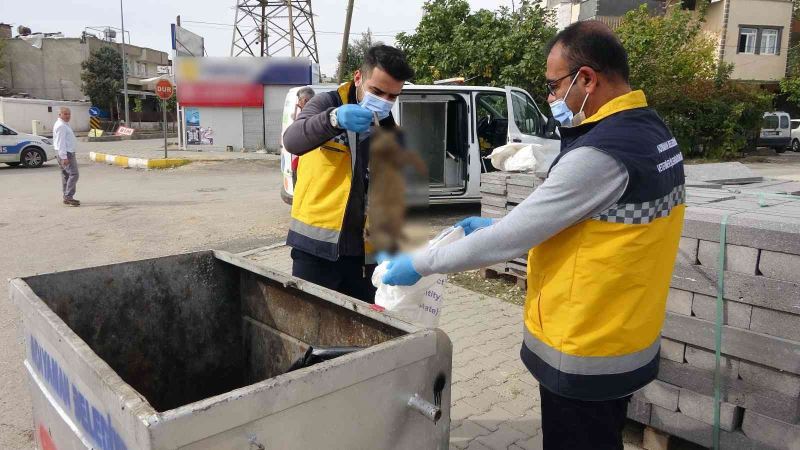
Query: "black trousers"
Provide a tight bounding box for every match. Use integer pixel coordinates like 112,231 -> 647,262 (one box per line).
539,385 -> 631,450
291,248 -> 377,303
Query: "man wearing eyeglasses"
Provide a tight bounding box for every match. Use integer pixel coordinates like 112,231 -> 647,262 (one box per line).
381,21 -> 685,450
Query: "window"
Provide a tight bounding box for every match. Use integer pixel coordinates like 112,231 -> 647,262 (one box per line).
780,115 -> 789,129
760,29 -> 779,55
738,27 -> 757,54
510,91 -> 542,136
791,121 -> 800,130
0,125 -> 17,135
738,26 -> 782,55
763,115 -> 779,129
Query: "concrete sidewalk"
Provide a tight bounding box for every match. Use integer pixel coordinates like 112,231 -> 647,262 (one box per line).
243,244 -> 544,450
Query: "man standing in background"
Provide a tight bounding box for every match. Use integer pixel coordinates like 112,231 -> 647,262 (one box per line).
53,107 -> 80,207
290,87 -> 317,189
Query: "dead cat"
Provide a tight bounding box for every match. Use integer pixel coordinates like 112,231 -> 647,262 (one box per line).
366,127 -> 428,254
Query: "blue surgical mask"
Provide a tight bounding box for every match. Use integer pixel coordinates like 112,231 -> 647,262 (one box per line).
360,91 -> 395,120
548,72 -> 589,127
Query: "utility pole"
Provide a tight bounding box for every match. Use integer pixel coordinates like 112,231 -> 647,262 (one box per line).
119,0 -> 130,126
287,1 -> 296,57
337,0 -> 355,83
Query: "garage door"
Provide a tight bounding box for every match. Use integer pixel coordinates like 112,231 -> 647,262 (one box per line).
242,107 -> 265,150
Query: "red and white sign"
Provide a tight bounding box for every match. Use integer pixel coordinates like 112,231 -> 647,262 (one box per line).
177,82 -> 263,107
116,126 -> 135,136
155,79 -> 174,100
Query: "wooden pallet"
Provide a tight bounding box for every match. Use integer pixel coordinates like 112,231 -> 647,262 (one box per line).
479,265 -> 527,290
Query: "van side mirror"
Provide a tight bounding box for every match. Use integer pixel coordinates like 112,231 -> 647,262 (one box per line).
544,117 -> 559,139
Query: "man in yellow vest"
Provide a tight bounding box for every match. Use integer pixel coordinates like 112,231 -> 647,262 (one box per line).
383,22 -> 685,449
282,45 -> 415,303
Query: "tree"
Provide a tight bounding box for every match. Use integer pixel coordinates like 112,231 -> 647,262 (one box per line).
81,46 -> 123,119
132,97 -> 143,128
336,30 -> 376,82
396,0 -> 556,96
617,5 -> 771,159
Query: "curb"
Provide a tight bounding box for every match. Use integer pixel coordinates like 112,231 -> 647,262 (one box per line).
88,152 -> 191,170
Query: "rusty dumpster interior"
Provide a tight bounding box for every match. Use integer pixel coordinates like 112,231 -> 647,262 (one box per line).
23,251 -> 407,412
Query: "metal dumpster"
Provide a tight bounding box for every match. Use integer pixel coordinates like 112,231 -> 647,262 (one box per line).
11,250 -> 452,449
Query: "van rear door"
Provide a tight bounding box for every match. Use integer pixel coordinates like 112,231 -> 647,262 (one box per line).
504,87 -> 560,154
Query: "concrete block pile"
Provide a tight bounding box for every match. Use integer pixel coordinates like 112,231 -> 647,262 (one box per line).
479,172 -> 544,279
479,164 -> 800,449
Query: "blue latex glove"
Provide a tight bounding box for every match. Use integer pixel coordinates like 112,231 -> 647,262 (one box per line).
335,104 -> 373,133
376,251 -> 391,264
455,217 -> 493,236
382,254 -> 422,286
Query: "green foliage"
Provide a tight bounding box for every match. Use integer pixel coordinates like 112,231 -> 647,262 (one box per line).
618,5 -> 771,159
132,97 -> 143,113
336,30 -> 375,82
81,46 -> 123,114
396,0 -> 556,96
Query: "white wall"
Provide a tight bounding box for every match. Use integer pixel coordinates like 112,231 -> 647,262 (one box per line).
264,86 -> 293,152
189,107 -> 243,150
0,97 -> 90,134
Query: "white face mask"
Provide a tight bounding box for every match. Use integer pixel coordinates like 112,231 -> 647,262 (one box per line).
548,72 -> 590,127
359,91 -> 395,120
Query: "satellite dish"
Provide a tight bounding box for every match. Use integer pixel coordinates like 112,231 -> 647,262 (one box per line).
17,25 -> 31,36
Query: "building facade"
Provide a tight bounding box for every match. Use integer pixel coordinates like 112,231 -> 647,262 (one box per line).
541,0 -> 664,29
0,33 -> 169,103
703,0 -> 793,83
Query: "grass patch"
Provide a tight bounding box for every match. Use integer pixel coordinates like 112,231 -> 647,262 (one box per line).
449,270 -> 526,306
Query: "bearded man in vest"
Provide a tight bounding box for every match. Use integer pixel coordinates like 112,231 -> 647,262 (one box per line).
382,22 -> 685,449
282,45 -> 414,303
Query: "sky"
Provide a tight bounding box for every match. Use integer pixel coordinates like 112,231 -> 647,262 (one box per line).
1,0 -> 517,77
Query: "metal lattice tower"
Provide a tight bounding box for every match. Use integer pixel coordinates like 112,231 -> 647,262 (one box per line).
230,0 -> 319,62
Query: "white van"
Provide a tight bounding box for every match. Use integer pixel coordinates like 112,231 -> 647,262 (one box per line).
279,84 -> 559,205
758,111 -> 791,153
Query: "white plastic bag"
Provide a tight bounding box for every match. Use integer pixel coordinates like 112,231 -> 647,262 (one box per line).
372,226 -> 465,328
487,143 -> 542,172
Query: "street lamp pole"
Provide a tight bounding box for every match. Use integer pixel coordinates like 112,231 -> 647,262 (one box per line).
120,0 -> 130,126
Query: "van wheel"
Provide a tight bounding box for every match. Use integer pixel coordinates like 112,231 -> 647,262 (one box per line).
21,147 -> 45,167
793,139 -> 800,152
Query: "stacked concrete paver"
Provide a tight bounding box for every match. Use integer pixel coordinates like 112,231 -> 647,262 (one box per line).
480,163 -> 800,449
479,172 -> 544,282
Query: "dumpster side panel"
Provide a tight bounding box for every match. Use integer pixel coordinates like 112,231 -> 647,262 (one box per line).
240,271 -> 405,347
178,355 -> 450,449
149,330 -> 452,449
22,251 -> 245,412
11,279 -> 155,450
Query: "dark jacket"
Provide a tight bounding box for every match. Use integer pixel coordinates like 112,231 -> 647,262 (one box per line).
283,83 -> 396,258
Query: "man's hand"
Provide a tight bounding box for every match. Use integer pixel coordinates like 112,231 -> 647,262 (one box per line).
455,217 -> 493,236
335,105 -> 373,133
382,254 -> 422,286
58,158 -> 69,169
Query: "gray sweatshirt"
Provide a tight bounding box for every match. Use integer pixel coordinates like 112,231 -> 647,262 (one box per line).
412,147 -> 629,276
